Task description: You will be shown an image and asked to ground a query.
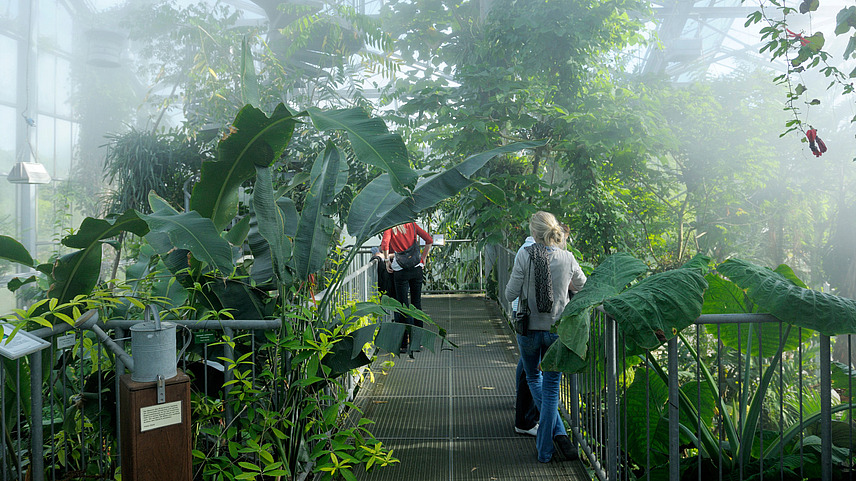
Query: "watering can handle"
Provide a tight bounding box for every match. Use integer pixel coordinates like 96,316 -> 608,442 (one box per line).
144,304 -> 162,330
177,325 -> 192,364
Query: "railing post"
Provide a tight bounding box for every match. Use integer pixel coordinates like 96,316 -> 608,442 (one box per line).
224,326 -> 235,427
820,334 -> 831,481
668,337 -> 679,481
605,315 -> 618,481
28,351 -> 43,481
479,249 -> 484,292
115,327 -> 125,468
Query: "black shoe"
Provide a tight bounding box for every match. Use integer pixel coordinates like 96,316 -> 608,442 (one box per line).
553,435 -> 578,461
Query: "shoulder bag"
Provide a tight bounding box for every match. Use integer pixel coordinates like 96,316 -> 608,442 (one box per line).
394,227 -> 422,269
514,258 -> 532,335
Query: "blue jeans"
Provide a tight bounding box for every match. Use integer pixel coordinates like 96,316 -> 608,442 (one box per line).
516,355 -> 539,430
518,331 -> 567,462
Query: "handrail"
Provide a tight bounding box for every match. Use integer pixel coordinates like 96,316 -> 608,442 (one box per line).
489,243 -> 846,481
5,250 -> 383,481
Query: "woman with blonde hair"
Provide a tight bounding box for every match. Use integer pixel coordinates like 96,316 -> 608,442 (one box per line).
505,211 -> 586,463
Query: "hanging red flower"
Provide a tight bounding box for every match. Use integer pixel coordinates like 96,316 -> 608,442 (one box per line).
805,129 -> 827,157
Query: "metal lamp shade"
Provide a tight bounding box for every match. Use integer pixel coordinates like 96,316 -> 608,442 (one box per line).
7,162 -> 51,184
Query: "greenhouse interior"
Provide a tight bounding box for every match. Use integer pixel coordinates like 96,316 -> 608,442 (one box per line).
1,0 -> 856,479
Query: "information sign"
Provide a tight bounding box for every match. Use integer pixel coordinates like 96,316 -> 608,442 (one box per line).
194,331 -> 217,344
140,400 -> 182,432
0,323 -> 51,360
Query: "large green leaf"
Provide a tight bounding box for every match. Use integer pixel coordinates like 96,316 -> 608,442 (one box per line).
293,143 -> 345,280
621,367 -> 670,468
246,214 -> 274,287
252,165 -> 294,285
307,107 -> 416,195
48,210 -> 150,303
717,258 -> 856,335
143,192 -> 235,276
709,319 -> 811,358
703,271 -> 812,356
191,104 -> 297,230
63,210 -> 149,249
0,235 -> 34,267
346,141 -> 545,245
223,215 -> 251,247
7,276 -> 36,292
540,339 -> 587,373
246,196 -> 297,288
604,268 -> 707,352
201,278 -> 271,320
702,272 -> 750,314
49,249 -> 102,304
321,334 -> 373,379
556,253 -> 648,358
240,35 -> 260,107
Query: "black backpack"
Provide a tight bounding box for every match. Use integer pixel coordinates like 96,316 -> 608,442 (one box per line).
395,232 -> 421,269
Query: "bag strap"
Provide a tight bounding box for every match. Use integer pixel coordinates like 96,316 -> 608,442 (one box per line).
520,253 -> 532,313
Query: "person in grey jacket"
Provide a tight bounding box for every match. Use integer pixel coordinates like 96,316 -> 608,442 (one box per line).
505,211 -> 586,463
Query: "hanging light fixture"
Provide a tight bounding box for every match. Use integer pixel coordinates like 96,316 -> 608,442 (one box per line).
7,162 -> 51,184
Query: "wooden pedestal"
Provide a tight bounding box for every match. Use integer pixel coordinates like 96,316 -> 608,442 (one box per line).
119,370 -> 191,481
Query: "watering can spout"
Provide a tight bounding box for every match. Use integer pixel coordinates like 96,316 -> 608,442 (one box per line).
76,309 -> 135,372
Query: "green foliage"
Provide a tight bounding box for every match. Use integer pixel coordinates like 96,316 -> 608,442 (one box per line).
747,1 -> 856,138
561,253 -> 856,478
381,0 -> 654,264
718,259 -> 856,335
2,98 -> 535,478
190,104 -> 297,231
103,127 -> 207,215
0,235 -> 35,267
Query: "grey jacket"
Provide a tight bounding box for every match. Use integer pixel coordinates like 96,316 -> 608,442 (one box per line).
504,245 -> 586,332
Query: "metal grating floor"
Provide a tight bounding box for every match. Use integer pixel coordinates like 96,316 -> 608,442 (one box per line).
352,294 -> 589,480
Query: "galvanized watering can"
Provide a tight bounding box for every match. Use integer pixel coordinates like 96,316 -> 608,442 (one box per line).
76,305 -> 190,382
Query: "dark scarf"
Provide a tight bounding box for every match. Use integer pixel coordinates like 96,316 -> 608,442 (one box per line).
525,243 -> 553,313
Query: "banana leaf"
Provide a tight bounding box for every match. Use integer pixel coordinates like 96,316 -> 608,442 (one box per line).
223,215 -> 252,247
252,165 -> 294,285
346,141 -> 545,245
240,35 -> 260,107
191,103 -> 297,230
143,192 -> 235,276
0,235 -> 34,267
307,107 -> 416,195
293,143 -> 347,280
48,210 -> 149,303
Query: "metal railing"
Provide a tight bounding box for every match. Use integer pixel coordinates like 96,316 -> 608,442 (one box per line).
424,239 -> 485,293
492,244 -> 854,481
0,252 -> 385,481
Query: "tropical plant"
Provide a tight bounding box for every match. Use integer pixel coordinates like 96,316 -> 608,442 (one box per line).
543,252 -> 856,478
380,0 -> 655,263
1,97 -> 541,478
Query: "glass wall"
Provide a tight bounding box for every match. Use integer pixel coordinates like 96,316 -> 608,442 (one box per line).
0,0 -> 79,313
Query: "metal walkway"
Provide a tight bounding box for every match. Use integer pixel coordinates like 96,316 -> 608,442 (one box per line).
353,294 -> 589,480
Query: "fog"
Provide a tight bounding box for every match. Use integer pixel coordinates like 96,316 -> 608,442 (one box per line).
1,0 -> 855,313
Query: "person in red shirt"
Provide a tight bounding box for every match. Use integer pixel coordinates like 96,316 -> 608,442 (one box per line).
381,222 -> 433,353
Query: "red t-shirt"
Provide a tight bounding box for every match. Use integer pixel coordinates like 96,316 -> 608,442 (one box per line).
380,223 -> 433,253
